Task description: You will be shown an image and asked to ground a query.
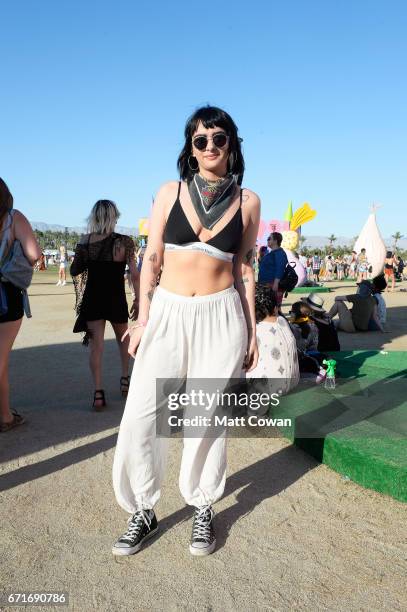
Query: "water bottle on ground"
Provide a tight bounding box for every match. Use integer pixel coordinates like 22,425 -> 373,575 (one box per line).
323,359 -> 336,390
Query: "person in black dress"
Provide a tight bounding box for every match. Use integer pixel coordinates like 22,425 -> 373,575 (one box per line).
70,200 -> 140,410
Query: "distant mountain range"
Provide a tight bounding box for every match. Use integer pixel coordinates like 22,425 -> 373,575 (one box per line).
30,221 -> 407,250
31,221 -> 138,237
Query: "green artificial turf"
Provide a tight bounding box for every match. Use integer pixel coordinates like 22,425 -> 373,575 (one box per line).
273,351 -> 407,502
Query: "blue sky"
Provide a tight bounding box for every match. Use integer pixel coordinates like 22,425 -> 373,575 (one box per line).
1,0 -> 406,238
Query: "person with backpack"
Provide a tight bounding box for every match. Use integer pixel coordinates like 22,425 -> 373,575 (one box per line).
0,178 -> 41,432
258,232 -> 288,307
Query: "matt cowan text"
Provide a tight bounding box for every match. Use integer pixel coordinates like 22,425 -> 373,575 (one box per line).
168,415 -> 292,427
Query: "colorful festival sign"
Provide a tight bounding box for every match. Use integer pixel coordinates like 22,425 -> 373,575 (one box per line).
257,220 -> 289,243
139,218 -> 150,236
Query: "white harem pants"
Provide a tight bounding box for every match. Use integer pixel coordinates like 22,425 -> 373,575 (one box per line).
112,285 -> 248,513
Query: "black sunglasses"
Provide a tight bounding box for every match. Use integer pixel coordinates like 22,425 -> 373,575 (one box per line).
192,132 -> 229,151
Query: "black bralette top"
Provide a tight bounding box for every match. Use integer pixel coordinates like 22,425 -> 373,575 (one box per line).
163,182 -> 244,254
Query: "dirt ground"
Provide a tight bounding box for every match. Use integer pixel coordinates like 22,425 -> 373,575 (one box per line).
1,270 -> 406,612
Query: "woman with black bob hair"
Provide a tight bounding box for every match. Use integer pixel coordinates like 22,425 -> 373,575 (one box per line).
178,106 -> 245,184
112,106 -> 260,557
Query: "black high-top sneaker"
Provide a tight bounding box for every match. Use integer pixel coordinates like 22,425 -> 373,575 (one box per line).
189,505 -> 216,556
112,509 -> 158,556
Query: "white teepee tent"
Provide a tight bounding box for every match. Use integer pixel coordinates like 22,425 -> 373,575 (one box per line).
354,206 -> 386,277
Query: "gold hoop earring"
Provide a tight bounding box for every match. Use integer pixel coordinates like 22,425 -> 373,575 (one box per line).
188,155 -> 199,171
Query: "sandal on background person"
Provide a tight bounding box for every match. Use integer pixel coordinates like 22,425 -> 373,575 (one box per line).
120,376 -> 130,397
92,389 -> 106,411
0,411 -> 26,433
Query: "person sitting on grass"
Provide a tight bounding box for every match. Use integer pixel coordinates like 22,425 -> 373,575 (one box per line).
300,294 -> 340,351
247,284 -> 299,396
327,280 -> 382,333
289,302 -> 327,383
368,273 -> 387,331
289,301 -> 318,352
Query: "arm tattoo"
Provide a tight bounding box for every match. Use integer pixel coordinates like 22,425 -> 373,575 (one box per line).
113,236 -> 123,257
146,252 -> 158,301
146,277 -> 157,301
241,277 -> 249,284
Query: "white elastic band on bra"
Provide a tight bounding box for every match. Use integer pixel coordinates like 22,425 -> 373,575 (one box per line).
164,242 -> 234,263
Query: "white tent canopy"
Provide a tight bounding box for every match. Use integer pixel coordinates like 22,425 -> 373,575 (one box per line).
354,208 -> 386,277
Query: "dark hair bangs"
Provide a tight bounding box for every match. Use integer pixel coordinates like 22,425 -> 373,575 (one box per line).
185,106 -> 232,136
177,105 -> 245,183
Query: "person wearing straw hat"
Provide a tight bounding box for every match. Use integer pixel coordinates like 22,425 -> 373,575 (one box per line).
300,294 -> 340,351
300,293 -> 325,315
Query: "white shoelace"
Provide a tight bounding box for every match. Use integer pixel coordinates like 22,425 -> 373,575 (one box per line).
192,505 -> 214,541
121,509 -> 152,543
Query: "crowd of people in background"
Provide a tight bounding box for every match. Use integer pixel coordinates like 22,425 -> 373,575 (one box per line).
0,184 -> 403,563
253,244 -> 404,287
1,100 -> 405,565
33,232 -> 406,294
0,176 -> 404,433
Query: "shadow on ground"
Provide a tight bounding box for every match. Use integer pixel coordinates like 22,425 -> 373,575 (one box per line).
337,305 -> 407,351
283,370 -> 407,461
1,339 -> 127,466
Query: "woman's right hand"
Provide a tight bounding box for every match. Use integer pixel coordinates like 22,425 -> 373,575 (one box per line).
121,325 -> 146,358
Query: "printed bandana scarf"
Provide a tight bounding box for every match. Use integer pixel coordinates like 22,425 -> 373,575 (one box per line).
187,173 -> 238,230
